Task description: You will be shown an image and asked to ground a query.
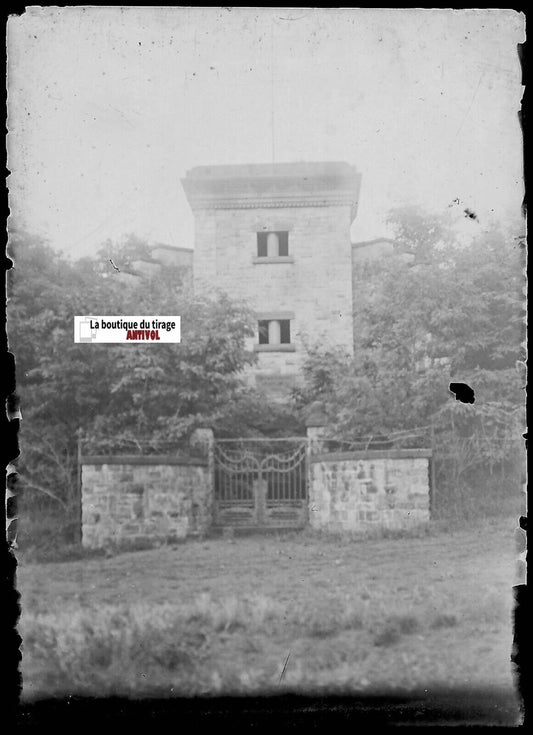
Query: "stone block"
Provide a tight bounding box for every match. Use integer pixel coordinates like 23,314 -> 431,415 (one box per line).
82,467 -> 97,478
91,484 -> 110,494
132,498 -> 144,519
122,523 -> 141,533
125,483 -> 145,496
146,468 -> 163,478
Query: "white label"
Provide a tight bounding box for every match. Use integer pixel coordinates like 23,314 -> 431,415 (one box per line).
74,316 -> 181,344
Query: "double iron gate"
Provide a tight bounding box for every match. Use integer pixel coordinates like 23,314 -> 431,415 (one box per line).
213,438 -> 309,529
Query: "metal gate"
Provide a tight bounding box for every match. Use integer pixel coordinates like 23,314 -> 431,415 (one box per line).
213,438 -> 308,529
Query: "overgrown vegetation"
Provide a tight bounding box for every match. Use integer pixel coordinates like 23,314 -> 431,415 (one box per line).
293,208 -> 526,519
8,233 -> 301,549
8,207 -> 526,551
22,597 -> 425,694
18,519 -> 517,698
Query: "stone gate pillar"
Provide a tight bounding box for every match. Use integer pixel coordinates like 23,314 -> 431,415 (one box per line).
189,426 -> 215,533
305,401 -> 328,529
305,401 -> 328,455
189,427 -> 214,453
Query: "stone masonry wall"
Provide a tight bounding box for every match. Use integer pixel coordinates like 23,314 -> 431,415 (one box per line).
309,450 -> 431,532
193,204 -> 354,382
81,458 -> 212,549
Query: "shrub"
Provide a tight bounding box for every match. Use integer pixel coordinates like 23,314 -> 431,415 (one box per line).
372,614 -> 421,647
22,603 -> 213,695
431,614 -> 458,629
373,626 -> 401,647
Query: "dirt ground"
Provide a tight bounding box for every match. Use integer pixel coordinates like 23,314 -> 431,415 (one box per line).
15,516 -> 522,718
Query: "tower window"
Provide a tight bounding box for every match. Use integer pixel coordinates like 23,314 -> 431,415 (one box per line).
255,311 -> 295,352
257,231 -> 289,257
258,319 -> 291,345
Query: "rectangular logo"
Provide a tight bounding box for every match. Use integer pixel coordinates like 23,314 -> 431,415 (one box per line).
74,316 -> 181,344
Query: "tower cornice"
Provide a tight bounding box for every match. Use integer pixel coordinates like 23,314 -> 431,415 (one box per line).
181,162 -> 361,222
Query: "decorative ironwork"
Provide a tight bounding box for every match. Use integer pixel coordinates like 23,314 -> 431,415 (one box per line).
213,439 -> 308,529
78,434 -> 201,458
316,427 -> 433,454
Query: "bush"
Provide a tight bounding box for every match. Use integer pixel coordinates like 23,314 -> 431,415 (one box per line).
372,614 -> 421,647
17,504 -> 81,561
432,461 -> 524,521
431,614 -> 458,629
22,603 -> 213,695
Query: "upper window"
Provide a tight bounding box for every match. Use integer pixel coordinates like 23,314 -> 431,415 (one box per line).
258,319 -> 291,345
257,231 -> 289,258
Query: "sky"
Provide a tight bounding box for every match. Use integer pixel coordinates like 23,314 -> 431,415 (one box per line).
7,7 -> 525,259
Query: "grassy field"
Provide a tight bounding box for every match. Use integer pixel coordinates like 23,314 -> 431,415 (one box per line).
16,517 -> 522,713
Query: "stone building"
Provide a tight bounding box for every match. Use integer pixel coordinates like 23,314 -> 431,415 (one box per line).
181,161 -> 361,396
351,237 -> 396,263
115,243 -> 193,283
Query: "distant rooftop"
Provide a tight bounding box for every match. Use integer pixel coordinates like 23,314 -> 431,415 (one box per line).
352,238 -> 396,249
150,243 -> 193,254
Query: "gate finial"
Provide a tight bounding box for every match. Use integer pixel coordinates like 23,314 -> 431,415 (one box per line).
189,427 -> 214,454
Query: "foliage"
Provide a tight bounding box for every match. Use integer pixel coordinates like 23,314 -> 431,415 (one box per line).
7,232 -> 258,511
19,521 -> 516,698
210,390 -> 306,439
295,207 -> 526,508
8,207 -> 526,523
93,292 -> 257,440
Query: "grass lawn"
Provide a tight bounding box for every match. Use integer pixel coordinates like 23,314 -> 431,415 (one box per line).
15,516 -> 521,715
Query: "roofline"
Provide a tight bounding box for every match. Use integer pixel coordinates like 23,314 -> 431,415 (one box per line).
149,244 -> 193,254
184,161 -> 358,179
181,162 -> 361,224
351,238 -> 396,249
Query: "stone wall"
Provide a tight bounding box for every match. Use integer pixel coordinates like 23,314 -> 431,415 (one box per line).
81,456 -> 212,549
193,204 -> 355,384
226,206 -> 350,336
182,162 -> 361,396
309,449 -> 431,532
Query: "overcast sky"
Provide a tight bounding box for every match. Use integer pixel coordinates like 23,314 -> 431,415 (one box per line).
7,7 -> 525,259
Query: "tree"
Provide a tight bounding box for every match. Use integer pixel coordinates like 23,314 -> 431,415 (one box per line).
7,233 -> 258,521
295,207 -> 525,512
89,291 -> 258,444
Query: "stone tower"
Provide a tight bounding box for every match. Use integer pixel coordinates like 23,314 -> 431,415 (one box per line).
181,161 -> 361,396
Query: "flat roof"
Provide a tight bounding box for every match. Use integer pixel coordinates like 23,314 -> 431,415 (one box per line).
182,161 -> 361,221
185,161 -> 357,180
